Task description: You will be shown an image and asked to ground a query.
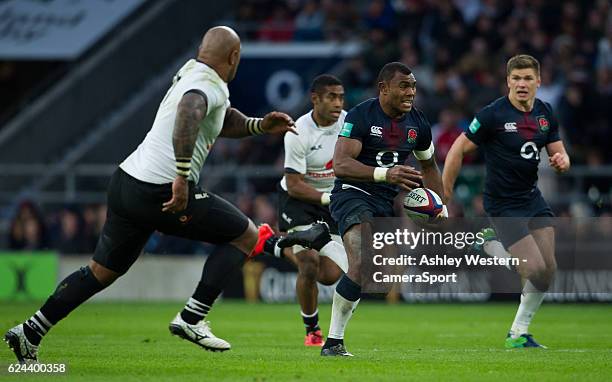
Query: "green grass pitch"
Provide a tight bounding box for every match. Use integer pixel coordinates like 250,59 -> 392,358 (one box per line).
1,301 -> 611,381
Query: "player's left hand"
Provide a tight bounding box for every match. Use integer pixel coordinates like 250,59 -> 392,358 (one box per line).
549,152 -> 570,173
261,112 -> 298,135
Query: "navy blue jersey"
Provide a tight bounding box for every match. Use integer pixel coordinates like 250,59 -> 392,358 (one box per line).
333,98 -> 433,201
465,96 -> 560,201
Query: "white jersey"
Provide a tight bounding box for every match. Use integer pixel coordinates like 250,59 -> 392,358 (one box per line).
280,110 -> 346,193
120,59 -> 230,184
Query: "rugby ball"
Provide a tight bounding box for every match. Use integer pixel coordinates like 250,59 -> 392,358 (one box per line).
403,188 -> 444,223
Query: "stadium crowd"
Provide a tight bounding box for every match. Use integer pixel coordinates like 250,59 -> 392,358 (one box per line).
2,0 -> 611,254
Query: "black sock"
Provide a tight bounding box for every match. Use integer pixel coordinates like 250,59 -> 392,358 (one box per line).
181,245 -> 245,324
25,266 -> 104,344
301,309 -> 320,334
324,337 -> 344,347
263,236 -> 280,257
180,284 -> 221,324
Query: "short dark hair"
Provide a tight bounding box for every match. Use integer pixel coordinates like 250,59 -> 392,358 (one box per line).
310,74 -> 343,95
377,62 -> 412,84
507,54 -> 540,76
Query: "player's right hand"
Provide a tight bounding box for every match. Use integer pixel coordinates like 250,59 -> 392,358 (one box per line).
386,165 -> 422,191
162,176 -> 189,213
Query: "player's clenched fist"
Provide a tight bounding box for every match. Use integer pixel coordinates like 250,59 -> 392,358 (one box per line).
549,152 -> 570,173
386,165 -> 422,191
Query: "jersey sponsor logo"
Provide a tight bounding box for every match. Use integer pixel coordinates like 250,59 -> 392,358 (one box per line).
325,159 -> 333,170
194,192 -> 209,200
504,122 -> 517,132
520,141 -> 540,160
340,122 -> 353,137
310,144 -> 323,151
370,125 -> 383,137
536,115 -> 549,132
376,150 -> 399,167
407,128 -> 418,143
468,118 -> 481,134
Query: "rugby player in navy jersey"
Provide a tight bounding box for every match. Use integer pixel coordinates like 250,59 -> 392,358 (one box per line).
320,62 -> 447,356
443,55 -> 570,348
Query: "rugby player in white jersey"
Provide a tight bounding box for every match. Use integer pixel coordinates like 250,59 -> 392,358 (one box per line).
4,26 -> 331,363
277,75 -> 349,346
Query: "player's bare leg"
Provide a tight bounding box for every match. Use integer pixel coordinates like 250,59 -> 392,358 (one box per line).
530,227 -> 557,287
294,249 -> 325,341
317,256 -> 344,286
505,234 -> 550,348
321,223 -> 366,356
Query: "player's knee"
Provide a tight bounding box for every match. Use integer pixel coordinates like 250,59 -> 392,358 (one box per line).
231,221 -> 259,254
542,261 -> 557,285
520,262 -> 550,291
89,261 -> 120,287
296,250 -> 319,280
317,260 -> 343,286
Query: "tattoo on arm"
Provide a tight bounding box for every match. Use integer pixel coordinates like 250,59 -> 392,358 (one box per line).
220,107 -> 249,138
173,92 -> 207,159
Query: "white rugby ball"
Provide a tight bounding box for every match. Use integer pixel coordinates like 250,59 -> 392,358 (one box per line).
403,188 -> 444,223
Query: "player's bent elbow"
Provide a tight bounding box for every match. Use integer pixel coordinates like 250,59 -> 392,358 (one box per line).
332,160 -> 349,178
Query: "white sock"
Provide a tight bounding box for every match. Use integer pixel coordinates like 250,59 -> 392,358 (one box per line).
510,280 -> 545,338
327,291 -> 360,339
318,240 -> 348,273
483,240 -> 513,270
273,242 -> 282,258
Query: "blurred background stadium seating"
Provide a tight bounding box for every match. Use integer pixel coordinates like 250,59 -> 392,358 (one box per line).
0,0 -> 610,261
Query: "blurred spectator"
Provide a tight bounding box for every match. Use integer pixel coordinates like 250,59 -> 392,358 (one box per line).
364,0 -> 396,34
320,0 -> 360,41
362,28 -> 400,79
341,57 -> 375,108
82,204 -> 107,252
253,195 -> 277,226
538,65 -> 564,108
257,4 -> 295,42
432,108 -> 464,164
9,201 -> 47,251
294,0 -> 325,41
50,206 -> 89,254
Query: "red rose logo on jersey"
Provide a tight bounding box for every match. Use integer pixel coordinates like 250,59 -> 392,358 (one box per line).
407,129 -> 417,144
537,117 -> 549,132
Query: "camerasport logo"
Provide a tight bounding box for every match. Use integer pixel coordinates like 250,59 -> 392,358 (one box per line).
407,129 -> 418,144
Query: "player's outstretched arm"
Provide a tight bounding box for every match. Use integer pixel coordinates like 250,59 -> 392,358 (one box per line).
442,133 -> 478,203
546,141 -> 570,173
163,92 -> 208,213
219,107 -> 297,138
333,137 -> 421,191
